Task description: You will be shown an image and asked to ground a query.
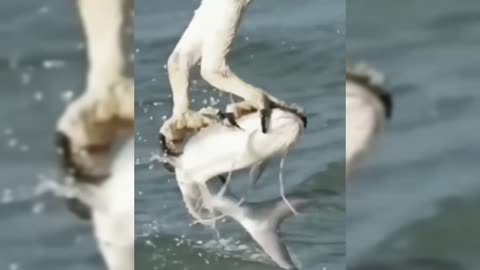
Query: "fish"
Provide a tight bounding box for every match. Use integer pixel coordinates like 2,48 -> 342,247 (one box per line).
346,63 -> 393,178
165,108 -> 306,222
165,109 -> 310,269
65,137 -> 134,270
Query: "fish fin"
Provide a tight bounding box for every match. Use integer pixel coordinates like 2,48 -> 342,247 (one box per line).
248,159 -> 270,187
246,196 -> 312,269
250,227 -> 296,269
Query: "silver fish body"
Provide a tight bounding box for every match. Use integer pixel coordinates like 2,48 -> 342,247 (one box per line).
170,109 -> 309,269
71,138 -> 134,270
346,63 -> 393,178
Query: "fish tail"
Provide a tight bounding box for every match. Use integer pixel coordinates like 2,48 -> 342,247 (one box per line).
245,195 -> 312,269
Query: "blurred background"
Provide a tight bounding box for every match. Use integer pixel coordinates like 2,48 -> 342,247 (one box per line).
134,0 -> 345,269
0,0 -> 103,269
347,0 -> 480,269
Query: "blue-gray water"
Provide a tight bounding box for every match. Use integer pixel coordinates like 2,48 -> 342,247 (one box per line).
134,0 -> 345,269
347,0 -> 480,269
0,1 -> 103,269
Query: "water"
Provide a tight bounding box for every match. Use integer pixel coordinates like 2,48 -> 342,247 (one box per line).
134,0 -> 345,269
347,0 -> 480,269
0,1 -> 103,269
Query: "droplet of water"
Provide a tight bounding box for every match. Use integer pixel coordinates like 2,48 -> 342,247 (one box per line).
7,138 -> 18,148
37,6 -> 50,15
32,202 -> 45,214
20,73 -> 32,85
209,97 -> 219,106
42,60 -> 65,69
4,128 -> 13,135
61,90 -> 74,102
19,144 -> 30,152
1,189 -> 13,204
145,240 -> 157,248
33,91 -> 44,101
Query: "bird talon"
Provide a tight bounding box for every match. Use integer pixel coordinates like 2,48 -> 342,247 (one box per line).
260,108 -> 271,133
297,112 -> 308,128
55,132 -> 106,220
158,133 -> 182,157
54,131 -> 107,184
287,109 -> 307,128
216,110 -> 242,129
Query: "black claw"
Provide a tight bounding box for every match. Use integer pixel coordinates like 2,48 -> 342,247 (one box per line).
55,132 -> 106,221
162,161 -> 176,173
269,102 -> 308,129
287,110 -> 307,128
300,114 -> 307,128
65,198 -> 92,220
55,131 -> 107,184
260,108 -> 271,133
55,131 -> 74,172
217,111 -> 242,129
158,133 -> 182,157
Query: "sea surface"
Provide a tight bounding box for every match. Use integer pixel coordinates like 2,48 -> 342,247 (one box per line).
134,0 -> 345,269
0,0 -> 104,269
347,0 -> 480,269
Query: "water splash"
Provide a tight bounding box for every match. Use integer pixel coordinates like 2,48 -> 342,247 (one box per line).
196,237 -> 273,266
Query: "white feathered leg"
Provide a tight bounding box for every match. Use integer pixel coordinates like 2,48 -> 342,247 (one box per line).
56,0 -> 134,180
200,0 -> 270,114
160,0 -> 306,155
159,4 -> 216,154
166,7 -> 203,116
199,0 -> 304,126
